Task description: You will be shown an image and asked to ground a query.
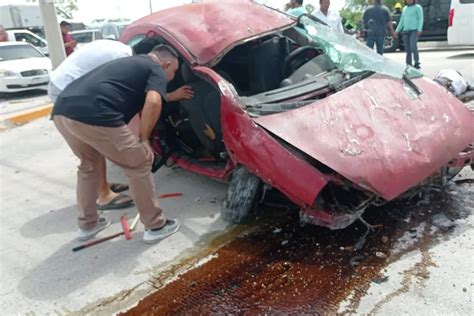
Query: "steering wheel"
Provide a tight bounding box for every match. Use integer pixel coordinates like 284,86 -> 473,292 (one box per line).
283,46 -> 321,77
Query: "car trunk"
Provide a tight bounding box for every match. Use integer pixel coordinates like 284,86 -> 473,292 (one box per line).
254,75 -> 474,201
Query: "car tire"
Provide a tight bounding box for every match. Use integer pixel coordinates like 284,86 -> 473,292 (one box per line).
221,165 -> 261,224
384,35 -> 399,53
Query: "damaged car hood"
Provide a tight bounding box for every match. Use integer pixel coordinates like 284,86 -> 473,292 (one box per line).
255,75 -> 474,200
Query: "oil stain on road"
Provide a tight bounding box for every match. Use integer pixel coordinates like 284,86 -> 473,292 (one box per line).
123,180 -> 472,315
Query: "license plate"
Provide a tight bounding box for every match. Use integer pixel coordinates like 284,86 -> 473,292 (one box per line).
31,77 -> 44,83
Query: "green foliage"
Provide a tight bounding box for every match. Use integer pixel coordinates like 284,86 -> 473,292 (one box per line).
341,0 -> 403,29
25,0 -> 78,18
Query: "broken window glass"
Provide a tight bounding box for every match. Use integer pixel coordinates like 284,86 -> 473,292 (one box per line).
299,16 -> 423,79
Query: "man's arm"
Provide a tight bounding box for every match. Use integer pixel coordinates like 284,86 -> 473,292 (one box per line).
395,11 -> 404,33
167,85 -> 194,102
386,9 -> 396,36
140,90 -> 162,142
416,5 -> 424,35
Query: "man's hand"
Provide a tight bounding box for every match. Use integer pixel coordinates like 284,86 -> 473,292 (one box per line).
393,32 -> 398,39
141,140 -> 154,165
416,31 -> 422,38
65,40 -> 77,48
167,85 -> 194,102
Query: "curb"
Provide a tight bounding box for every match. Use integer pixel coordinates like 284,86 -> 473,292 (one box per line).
0,103 -> 52,129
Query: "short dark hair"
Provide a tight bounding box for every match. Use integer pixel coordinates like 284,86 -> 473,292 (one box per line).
374,0 -> 382,4
151,44 -> 179,60
295,0 -> 303,4
59,21 -> 70,27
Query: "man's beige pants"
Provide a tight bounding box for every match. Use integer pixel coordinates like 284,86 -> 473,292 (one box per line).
53,115 -> 165,230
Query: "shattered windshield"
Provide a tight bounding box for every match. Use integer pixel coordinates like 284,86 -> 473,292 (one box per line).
299,15 -> 423,79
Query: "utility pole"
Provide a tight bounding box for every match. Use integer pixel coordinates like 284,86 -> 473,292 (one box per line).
149,0 -> 153,14
38,0 -> 66,69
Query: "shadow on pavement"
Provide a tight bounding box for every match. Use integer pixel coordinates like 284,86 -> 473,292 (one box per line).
19,204 -> 138,239
17,233 -> 150,300
446,53 -> 474,60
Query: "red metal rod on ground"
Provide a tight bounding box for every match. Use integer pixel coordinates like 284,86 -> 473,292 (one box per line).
158,192 -> 183,199
121,214 -> 132,240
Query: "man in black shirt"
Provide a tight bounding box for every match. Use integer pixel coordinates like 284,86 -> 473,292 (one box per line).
52,44 -> 182,244
363,0 -> 397,55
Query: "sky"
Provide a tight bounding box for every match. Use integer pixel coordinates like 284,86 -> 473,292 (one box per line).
6,0 -> 347,23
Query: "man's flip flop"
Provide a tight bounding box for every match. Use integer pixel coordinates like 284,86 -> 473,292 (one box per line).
97,194 -> 134,211
109,183 -> 129,193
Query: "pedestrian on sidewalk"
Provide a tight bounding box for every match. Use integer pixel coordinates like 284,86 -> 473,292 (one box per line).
52,45 -> 182,244
395,0 -> 424,69
59,21 -> 77,57
363,0 -> 396,55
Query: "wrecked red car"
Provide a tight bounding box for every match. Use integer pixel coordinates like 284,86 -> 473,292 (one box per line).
121,1 -> 474,229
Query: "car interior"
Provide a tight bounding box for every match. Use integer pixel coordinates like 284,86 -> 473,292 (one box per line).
138,29 -> 349,168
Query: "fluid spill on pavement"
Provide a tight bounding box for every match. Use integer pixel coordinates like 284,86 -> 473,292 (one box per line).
122,180 -> 472,315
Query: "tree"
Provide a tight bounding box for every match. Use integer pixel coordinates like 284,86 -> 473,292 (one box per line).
341,0 -> 402,30
25,0 -> 78,19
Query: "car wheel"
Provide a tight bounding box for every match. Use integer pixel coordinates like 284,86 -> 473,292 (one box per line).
221,165 -> 261,224
384,35 -> 399,53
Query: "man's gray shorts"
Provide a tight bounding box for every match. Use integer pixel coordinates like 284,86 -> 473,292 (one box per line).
47,81 -> 62,103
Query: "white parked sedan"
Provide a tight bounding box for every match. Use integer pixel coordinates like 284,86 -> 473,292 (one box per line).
0,42 -> 51,93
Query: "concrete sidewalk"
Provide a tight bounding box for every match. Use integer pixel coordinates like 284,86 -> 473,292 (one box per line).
0,117 -> 229,314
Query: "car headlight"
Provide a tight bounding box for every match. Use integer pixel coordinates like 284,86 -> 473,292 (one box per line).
0,70 -> 17,78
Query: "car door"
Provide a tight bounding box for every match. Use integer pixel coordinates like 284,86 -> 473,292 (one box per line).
433,0 -> 450,37
13,31 -> 48,55
419,0 -> 436,37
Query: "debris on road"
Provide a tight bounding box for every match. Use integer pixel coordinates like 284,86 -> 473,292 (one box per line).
375,252 -> 388,259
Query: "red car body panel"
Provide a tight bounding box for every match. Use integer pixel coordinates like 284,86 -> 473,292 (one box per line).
255,75 -> 474,200
120,1 -> 295,66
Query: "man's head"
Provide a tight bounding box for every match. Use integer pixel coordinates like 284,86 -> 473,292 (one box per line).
406,0 -> 415,5
373,0 -> 382,5
149,44 -> 179,82
59,21 -> 71,34
319,0 -> 330,12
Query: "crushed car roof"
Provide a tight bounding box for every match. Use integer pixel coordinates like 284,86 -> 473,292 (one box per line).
123,1 -> 295,65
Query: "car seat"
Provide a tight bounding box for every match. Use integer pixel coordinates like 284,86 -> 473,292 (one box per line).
249,36 -> 290,94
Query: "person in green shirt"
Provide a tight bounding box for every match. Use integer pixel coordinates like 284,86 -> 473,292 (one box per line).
395,0 -> 424,69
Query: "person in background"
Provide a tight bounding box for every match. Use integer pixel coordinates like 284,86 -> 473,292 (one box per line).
363,0 -> 396,55
313,0 -> 344,33
285,0 -> 306,17
395,0 -> 423,69
59,21 -> 77,56
393,2 -> 403,15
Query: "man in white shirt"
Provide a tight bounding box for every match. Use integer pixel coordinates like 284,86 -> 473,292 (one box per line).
313,0 -> 344,33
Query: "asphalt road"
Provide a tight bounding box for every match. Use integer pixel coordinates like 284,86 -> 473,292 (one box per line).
0,47 -> 472,314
